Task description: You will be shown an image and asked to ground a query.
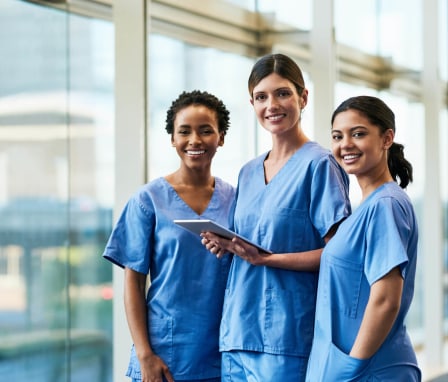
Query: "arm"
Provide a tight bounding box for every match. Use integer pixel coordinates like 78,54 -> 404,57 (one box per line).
349,266 -> 403,359
201,230 -> 336,272
124,267 -> 174,382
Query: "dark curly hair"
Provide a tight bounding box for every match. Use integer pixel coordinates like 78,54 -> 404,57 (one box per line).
331,95 -> 413,189
165,90 -> 230,135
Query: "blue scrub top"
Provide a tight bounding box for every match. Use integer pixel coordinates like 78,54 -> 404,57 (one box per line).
220,142 -> 351,357
306,182 -> 420,381
103,177 -> 235,380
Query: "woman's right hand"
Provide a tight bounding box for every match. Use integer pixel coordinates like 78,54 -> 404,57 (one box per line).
138,352 -> 174,382
200,231 -> 231,259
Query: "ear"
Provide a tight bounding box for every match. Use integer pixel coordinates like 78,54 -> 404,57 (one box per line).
250,97 -> 254,106
383,128 -> 394,149
218,132 -> 225,147
171,136 -> 175,147
299,88 -> 308,109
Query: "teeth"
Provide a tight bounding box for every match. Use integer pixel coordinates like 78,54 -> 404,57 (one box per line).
187,150 -> 205,155
267,114 -> 284,121
344,154 -> 359,160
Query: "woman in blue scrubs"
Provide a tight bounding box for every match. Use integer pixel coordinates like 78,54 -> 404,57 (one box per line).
306,96 -> 421,381
201,53 -> 351,382
103,90 -> 236,382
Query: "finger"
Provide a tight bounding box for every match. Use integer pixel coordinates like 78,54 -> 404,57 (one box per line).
163,369 -> 174,382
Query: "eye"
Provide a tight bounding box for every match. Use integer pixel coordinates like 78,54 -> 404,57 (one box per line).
254,94 -> 267,101
176,128 -> 190,135
353,131 -> 366,138
278,90 -> 292,97
331,133 -> 342,141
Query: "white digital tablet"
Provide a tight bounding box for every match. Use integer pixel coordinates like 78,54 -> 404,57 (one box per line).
174,219 -> 272,253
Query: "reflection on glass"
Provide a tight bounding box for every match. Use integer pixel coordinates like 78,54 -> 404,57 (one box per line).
0,1 -> 114,381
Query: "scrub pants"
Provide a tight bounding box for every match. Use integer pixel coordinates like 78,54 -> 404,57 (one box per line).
132,378 -> 220,382
221,350 -> 308,382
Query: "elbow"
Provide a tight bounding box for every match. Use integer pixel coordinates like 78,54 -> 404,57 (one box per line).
377,295 -> 401,322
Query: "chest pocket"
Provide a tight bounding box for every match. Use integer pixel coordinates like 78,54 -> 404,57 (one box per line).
322,255 -> 363,319
259,207 -> 308,253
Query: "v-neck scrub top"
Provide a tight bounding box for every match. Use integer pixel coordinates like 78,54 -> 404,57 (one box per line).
306,182 -> 420,381
103,177 -> 235,381
220,141 -> 351,357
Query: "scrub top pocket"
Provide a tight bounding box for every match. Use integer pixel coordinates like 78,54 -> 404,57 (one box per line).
322,255 -> 363,319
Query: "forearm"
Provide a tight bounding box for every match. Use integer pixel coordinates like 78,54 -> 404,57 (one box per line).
124,268 -> 174,382
350,299 -> 398,358
124,268 -> 153,360
350,267 -> 402,359
258,248 -> 322,271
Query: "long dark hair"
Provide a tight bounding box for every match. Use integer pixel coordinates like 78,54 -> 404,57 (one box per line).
331,95 -> 413,188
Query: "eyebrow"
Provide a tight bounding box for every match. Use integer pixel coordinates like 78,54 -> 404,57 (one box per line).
175,124 -> 213,129
332,125 -> 367,132
254,86 -> 292,95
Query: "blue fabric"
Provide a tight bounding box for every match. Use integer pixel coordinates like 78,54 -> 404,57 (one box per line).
306,182 -> 421,381
220,141 -> 351,364
103,177 -> 235,380
221,350 -> 308,382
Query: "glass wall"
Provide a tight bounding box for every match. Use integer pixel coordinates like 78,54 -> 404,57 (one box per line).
0,1 -> 114,381
2,0 -> 447,380
440,0 -> 448,337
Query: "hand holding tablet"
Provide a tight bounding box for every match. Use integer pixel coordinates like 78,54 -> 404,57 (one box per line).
174,219 -> 272,253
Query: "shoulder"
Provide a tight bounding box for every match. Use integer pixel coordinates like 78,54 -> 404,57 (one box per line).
296,142 -> 335,168
367,183 -> 416,223
237,152 -> 267,179
128,177 -> 166,211
302,142 -> 348,182
242,152 -> 267,169
214,177 -> 236,196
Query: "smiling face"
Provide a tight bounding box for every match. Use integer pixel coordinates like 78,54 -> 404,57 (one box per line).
171,104 -> 224,171
331,109 -> 394,181
250,72 -> 308,137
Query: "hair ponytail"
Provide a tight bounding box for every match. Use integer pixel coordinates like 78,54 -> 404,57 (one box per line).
388,142 -> 413,188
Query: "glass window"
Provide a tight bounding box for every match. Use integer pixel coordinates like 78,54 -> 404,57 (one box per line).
256,0 -> 312,30
0,1 -> 114,381
442,108 -> 448,330
334,0 -> 379,56
335,0 -> 422,70
440,0 -> 448,81
224,0 -> 256,10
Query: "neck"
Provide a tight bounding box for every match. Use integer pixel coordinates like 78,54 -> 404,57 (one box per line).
358,171 -> 394,201
168,167 -> 214,188
269,130 -> 309,161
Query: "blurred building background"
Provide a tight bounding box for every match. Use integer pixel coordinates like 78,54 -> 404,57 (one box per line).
0,0 -> 446,381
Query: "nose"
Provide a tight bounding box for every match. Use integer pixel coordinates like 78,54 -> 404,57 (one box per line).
189,131 -> 202,145
339,135 -> 354,150
267,96 -> 280,110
